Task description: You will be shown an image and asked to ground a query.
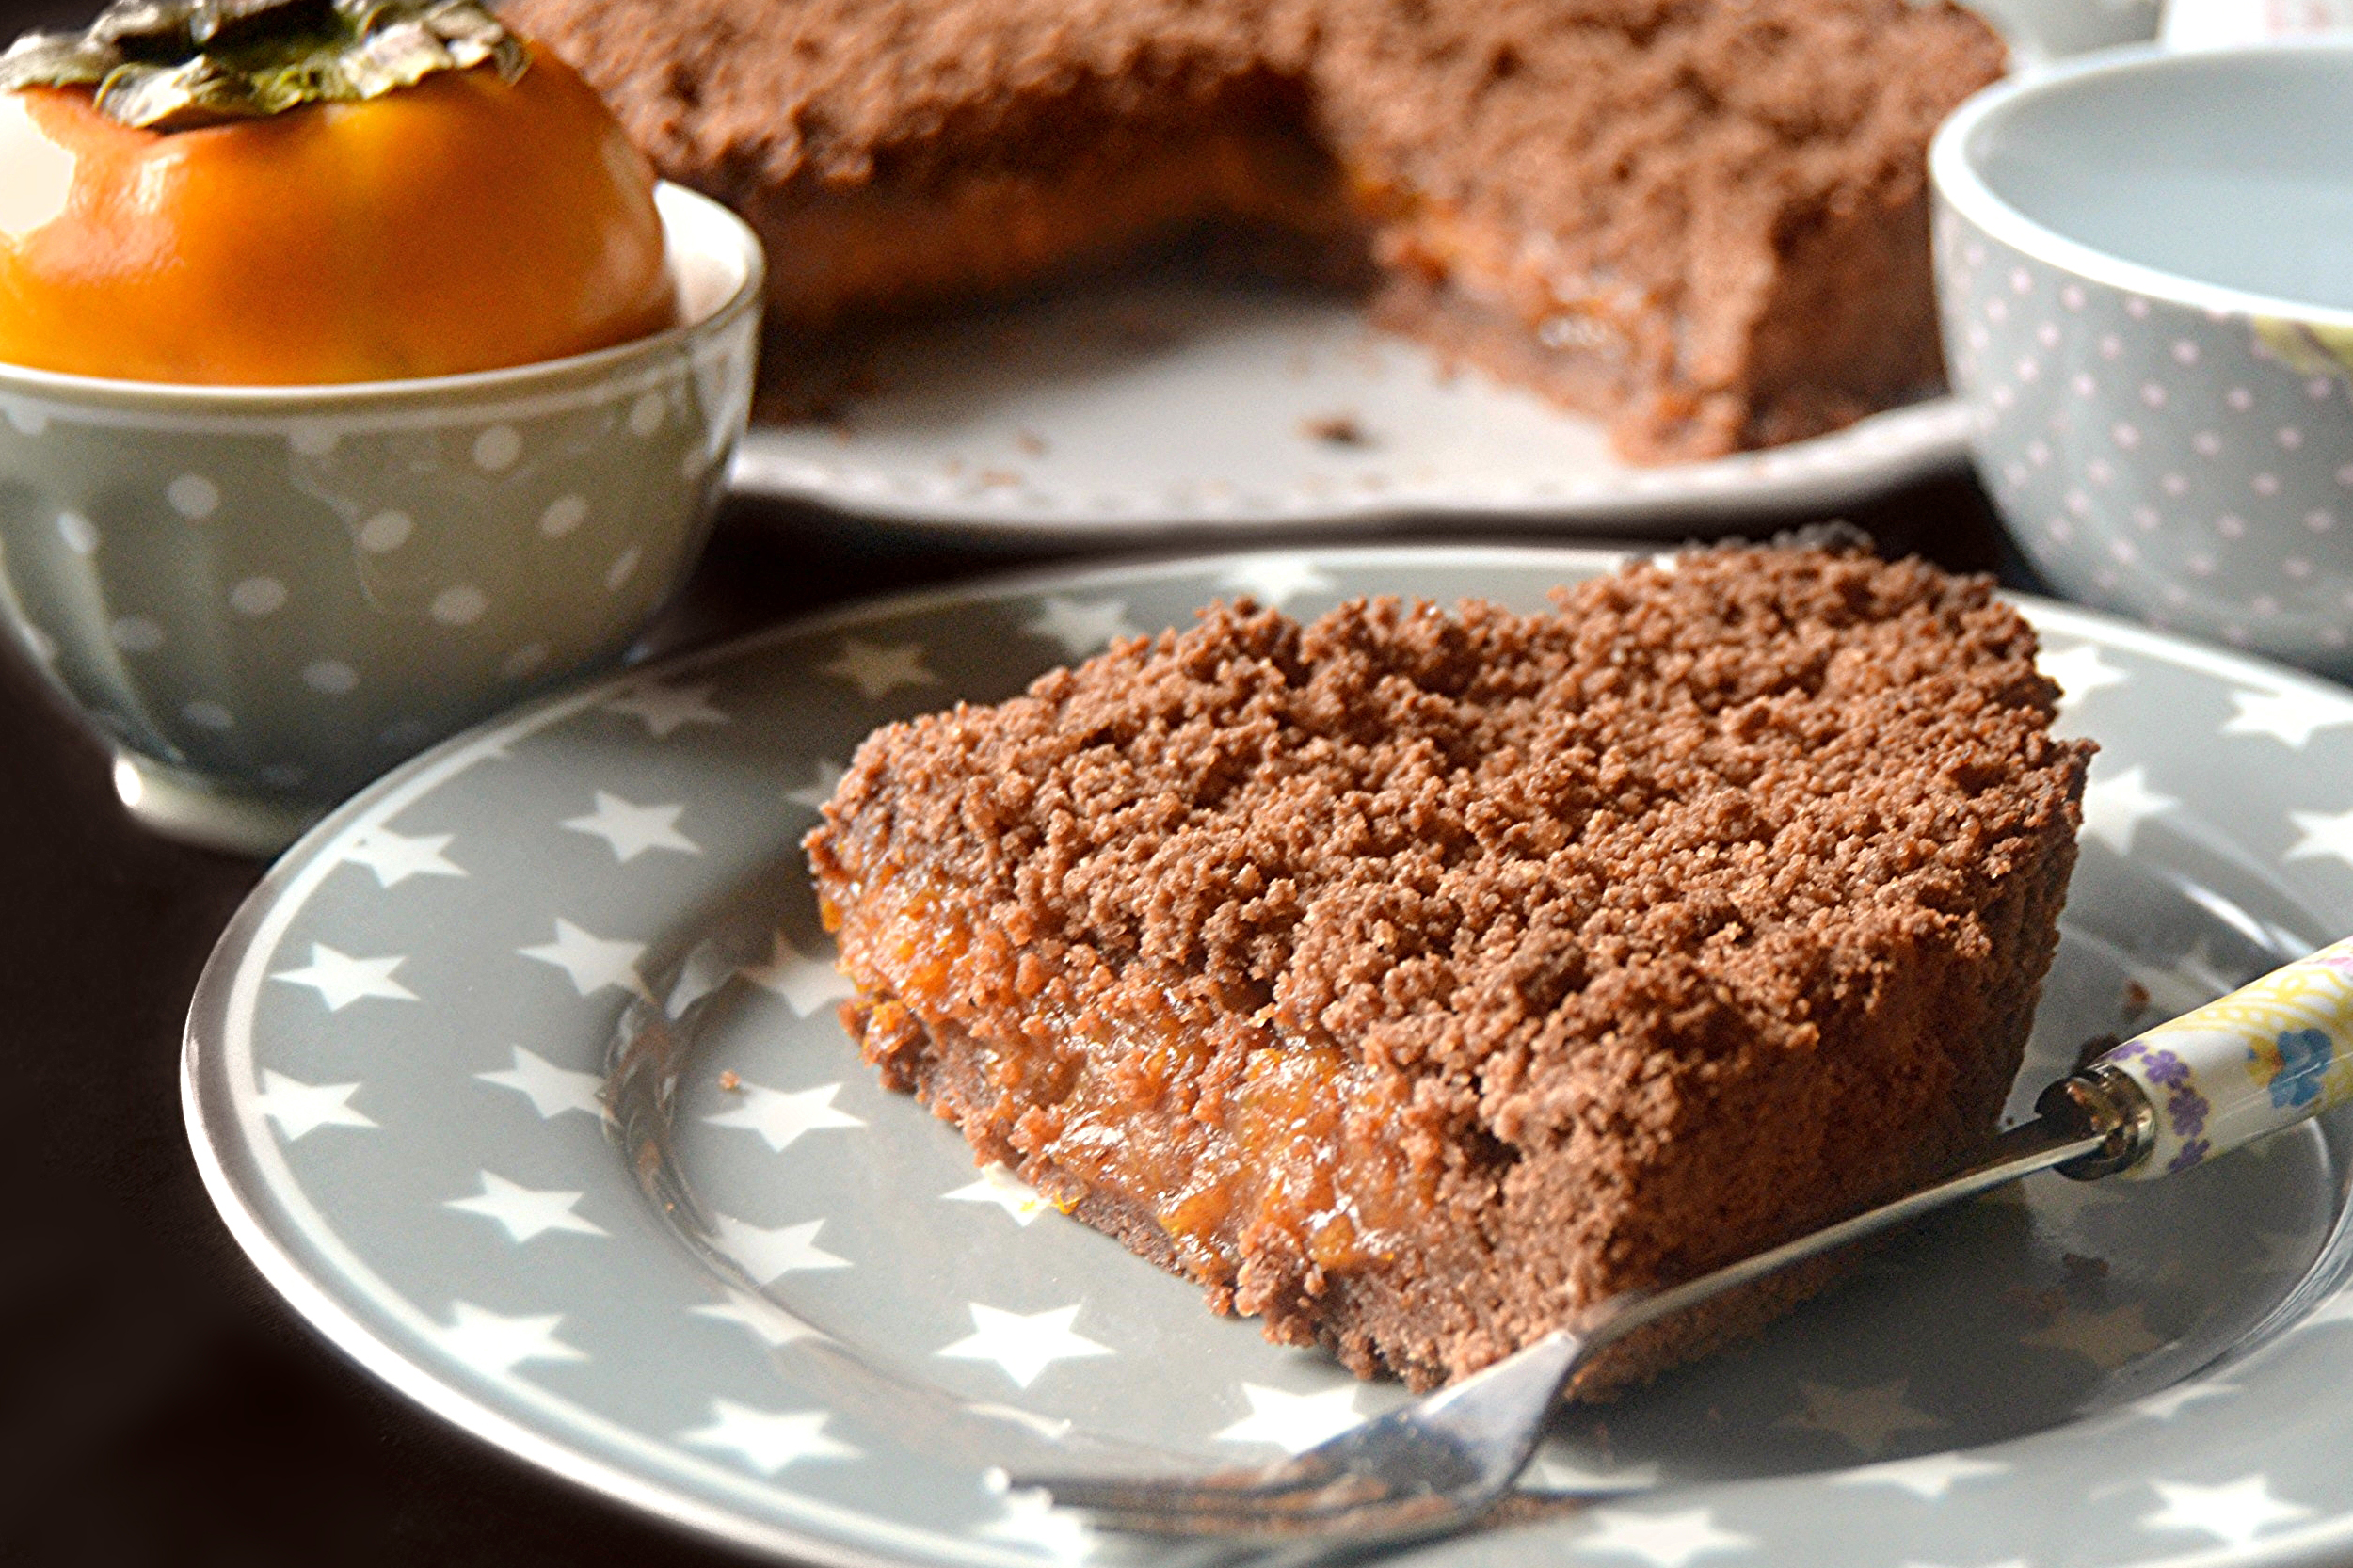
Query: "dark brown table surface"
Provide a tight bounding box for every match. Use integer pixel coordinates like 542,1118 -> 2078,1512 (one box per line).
1,469 -> 2022,1563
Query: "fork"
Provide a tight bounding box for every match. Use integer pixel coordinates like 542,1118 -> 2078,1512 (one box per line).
1004,935 -> 2353,1544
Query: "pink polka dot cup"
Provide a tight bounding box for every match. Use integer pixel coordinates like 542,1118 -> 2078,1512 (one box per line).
1933,42 -> 2353,680
0,184 -> 761,852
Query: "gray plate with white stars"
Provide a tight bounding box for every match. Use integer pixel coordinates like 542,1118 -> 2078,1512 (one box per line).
184,543 -> 2353,1568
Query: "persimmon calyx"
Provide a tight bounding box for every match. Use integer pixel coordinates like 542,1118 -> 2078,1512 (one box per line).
0,0 -> 526,131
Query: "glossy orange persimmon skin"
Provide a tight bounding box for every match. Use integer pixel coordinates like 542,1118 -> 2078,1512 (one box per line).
0,42 -> 676,384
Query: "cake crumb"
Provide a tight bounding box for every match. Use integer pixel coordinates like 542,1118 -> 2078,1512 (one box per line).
1301,410 -> 1369,446
1015,428 -> 1048,456
719,1069 -> 742,1092
2121,980 -> 2151,1017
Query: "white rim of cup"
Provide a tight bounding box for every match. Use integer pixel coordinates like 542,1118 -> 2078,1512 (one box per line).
1931,40 -> 2353,332
0,182 -> 765,407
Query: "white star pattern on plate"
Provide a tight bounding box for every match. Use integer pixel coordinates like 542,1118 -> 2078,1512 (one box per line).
251,1069 -> 374,1140
1832,1452 -> 2007,1499
603,680 -> 728,738
2285,806 -> 2353,870
977,1487 -> 1096,1563
520,919 -> 647,999
1026,596 -> 1144,658
1212,1384 -> 1366,1453
663,947 -> 740,1020
2131,1382 -> 2238,1420
823,637 -> 938,700
786,759 -> 847,814
709,1214 -> 850,1284
2141,1476 -> 2314,1545
705,1080 -> 865,1153
2039,643 -> 2128,715
2019,1303 -> 2165,1368
1218,556 -> 1334,609
966,1403 -> 1075,1441
476,1046 -> 604,1121
1574,1507 -> 1754,1567
270,943 -> 419,1011
445,1171 -> 606,1242
339,825 -> 464,888
690,1288 -> 829,1347
2080,765 -> 2178,855
938,1304 -> 1112,1389
1525,1447 -> 1662,1494
2222,686 -> 2353,748
944,1163 -> 1053,1225
739,930 -> 854,1017
1774,1380 -> 1943,1456
438,1302 -> 588,1375
561,792 -> 699,862
680,1400 -> 858,1475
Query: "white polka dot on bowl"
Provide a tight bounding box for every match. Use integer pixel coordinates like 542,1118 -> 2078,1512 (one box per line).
472,424 -> 521,472
538,495 -> 587,538
431,585 -> 488,626
230,577 -> 287,616
167,474 -> 219,520
302,660 -> 359,695
358,511 -> 413,553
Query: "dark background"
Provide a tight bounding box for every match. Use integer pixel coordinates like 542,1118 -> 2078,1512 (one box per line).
0,0 -> 2017,1554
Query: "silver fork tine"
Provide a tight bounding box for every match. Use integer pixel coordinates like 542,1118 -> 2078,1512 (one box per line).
1060,1492 -> 1462,1543
1009,1333 -> 1587,1535
1004,1467 -> 1345,1515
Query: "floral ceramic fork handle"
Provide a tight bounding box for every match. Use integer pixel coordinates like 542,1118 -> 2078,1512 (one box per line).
2064,936 -> 2353,1179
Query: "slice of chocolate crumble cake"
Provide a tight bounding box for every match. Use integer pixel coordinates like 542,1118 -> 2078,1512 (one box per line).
805,545 -> 2090,1391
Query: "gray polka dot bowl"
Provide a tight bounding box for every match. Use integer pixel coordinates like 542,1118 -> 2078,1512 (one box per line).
0,183 -> 762,854
1932,42 -> 2353,681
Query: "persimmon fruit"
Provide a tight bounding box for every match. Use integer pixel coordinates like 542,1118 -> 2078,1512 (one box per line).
0,14 -> 676,385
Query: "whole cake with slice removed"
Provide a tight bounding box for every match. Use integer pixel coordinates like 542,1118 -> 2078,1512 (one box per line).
503,0 -> 2005,461
805,544 -> 2090,1392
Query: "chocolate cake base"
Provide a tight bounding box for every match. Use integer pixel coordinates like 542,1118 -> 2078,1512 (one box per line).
808,545 -> 2090,1390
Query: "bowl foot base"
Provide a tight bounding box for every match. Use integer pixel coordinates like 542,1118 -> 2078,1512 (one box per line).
112,753 -> 324,857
